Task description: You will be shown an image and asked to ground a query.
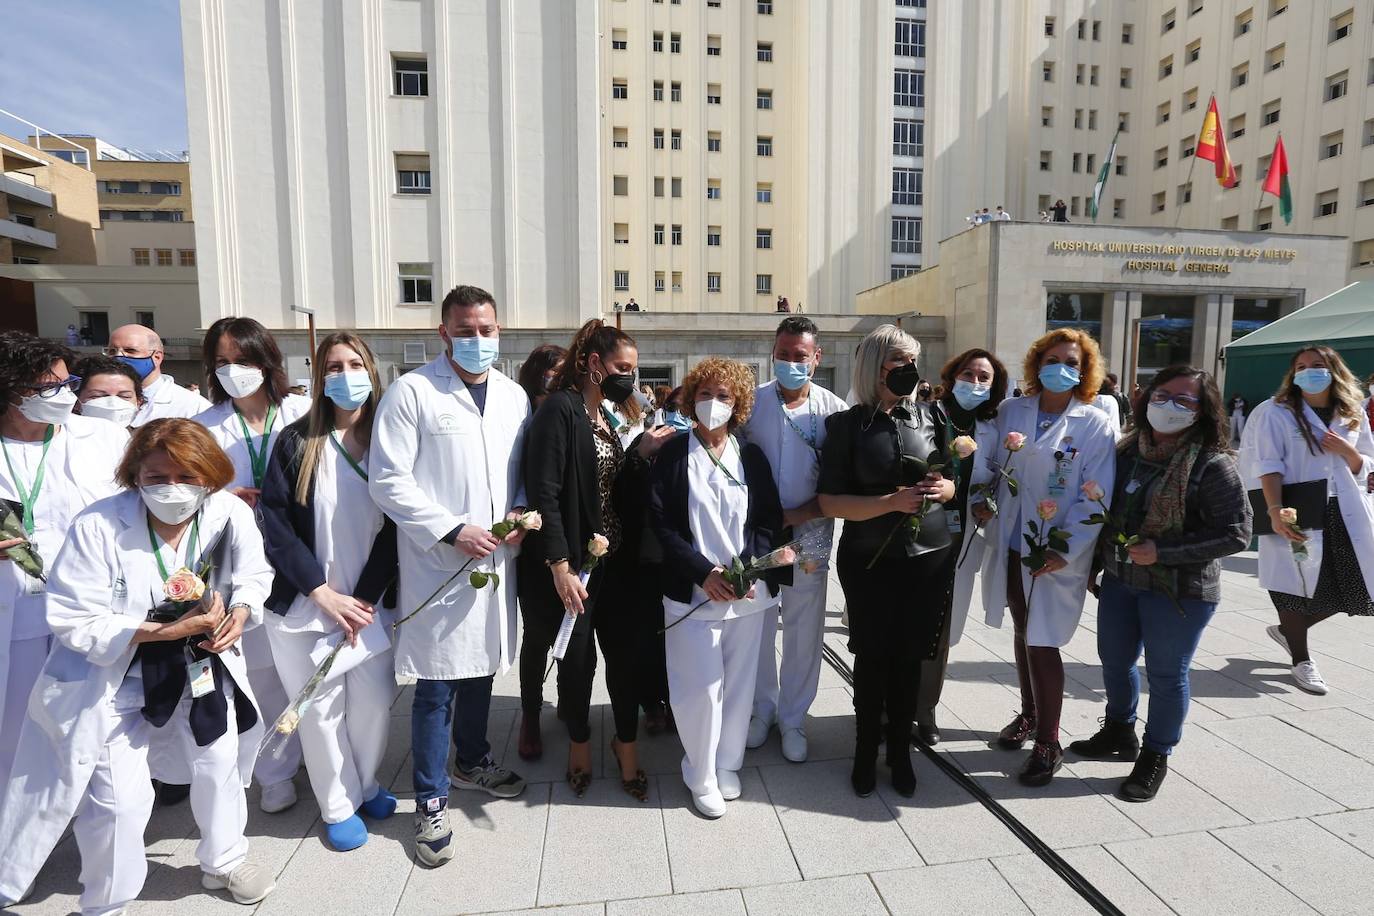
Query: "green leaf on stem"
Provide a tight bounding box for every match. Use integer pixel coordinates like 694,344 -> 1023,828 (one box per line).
490,520 -> 514,539
469,570 -> 489,588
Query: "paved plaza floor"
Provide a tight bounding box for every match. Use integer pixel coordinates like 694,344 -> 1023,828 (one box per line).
13,550 -> 1374,915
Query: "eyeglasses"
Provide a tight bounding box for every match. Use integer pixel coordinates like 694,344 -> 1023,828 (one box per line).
1148,390 -> 1200,411
101,346 -> 159,358
29,376 -> 82,398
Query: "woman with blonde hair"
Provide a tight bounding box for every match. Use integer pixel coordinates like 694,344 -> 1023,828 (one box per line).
648,357 -> 787,818
1241,344 -> 1374,694
970,327 -> 1116,786
259,332 -> 400,850
817,325 -> 955,798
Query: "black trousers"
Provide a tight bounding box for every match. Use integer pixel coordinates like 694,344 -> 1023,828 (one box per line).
519,551 -> 640,744
634,563 -> 670,711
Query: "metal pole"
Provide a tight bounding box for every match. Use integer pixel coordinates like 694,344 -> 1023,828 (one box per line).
1128,317 -> 1142,392
307,311 -> 317,357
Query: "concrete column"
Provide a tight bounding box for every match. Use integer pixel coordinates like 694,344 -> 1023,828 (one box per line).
1214,294 -> 1235,381
1103,289 -> 1132,378
1192,294 -> 1221,371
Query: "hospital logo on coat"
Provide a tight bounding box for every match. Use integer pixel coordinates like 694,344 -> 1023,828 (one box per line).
112,575 -> 128,599
432,414 -> 462,435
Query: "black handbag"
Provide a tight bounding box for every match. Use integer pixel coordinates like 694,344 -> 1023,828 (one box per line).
1247,480 -> 1327,536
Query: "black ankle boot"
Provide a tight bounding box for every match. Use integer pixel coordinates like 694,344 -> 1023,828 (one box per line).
1017,740 -> 1063,787
1068,717 -> 1140,761
1119,749 -> 1168,802
996,711 -> 1037,750
886,727 -> 917,797
851,740 -> 878,797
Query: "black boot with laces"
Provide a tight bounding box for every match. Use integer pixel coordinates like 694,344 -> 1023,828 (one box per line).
1119,749 -> 1168,802
1068,717 -> 1140,761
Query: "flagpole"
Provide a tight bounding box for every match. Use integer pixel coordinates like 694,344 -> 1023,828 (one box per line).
1174,94 -> 1212,228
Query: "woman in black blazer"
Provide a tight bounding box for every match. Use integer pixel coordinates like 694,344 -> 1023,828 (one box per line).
258,332 -> 399,852
518,319 -> 673,800
647,357 -> 788,820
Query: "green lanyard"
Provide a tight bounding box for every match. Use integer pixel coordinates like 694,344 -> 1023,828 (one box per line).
1,425 -> 54,536
234,404 -> 278,489
329,430 -> 368,481
693,428 -> 742,486
147,512 -> 200,582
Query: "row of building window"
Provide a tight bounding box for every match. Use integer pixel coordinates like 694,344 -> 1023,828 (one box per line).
612,175 -> 775,201
611,270 -> 775,295
615,32 -> 776,61
131,248 -> 195,267
1038,195 -> 1128,220
98,180 -> 182,196
99,209 -> 184,222
615,224 -> 776,249
1038,151 -> 1129,176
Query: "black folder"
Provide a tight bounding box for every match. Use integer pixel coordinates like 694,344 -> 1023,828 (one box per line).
1247,480 -> 1327,536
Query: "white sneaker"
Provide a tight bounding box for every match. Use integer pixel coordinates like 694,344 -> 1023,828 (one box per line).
780,727 -> 808,763
1292,661 -> 1329,695
259,779 -> 297,814
692,788 -> 727,818
202,862 -> 275,905
716,769 -> 742,800
746,715 -> 772,749
1266,625 -> 1291,659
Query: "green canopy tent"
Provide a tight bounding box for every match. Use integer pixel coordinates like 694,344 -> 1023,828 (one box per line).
1223,281 -> 1374,407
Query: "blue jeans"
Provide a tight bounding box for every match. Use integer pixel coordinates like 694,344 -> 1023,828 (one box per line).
1096,575 -> 1216,756
412,675 -> 494,805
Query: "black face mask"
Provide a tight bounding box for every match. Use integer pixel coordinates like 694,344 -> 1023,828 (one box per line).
884,363 -> 920,398
600,372 -> 637,405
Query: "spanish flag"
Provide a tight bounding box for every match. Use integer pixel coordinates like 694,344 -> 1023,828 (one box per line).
1195,96 -> 1239,189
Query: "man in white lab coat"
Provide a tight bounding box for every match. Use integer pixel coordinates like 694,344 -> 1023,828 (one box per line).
106,324 -> 210,426
740,317 -> 848,763
370,285 -> 531,869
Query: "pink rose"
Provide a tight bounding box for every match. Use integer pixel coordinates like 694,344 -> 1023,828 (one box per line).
774,546 -> 797,566
164,568 -> 206,603
1277,507 -> 1298,526
519,510 -> 544,531
951,435 -> 978,459
1081,480 -> 1105,502
1037,499 -> 1058,521
587,533 -> 610,558
1004,431 -> 1027,452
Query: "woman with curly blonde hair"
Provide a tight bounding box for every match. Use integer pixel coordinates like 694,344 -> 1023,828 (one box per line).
648,357 -> 787,818
970,327 -> 1116,787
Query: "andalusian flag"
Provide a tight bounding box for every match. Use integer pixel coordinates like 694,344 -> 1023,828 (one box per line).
1195,96 -> 1239,189
1261,134 -> 1293,225
1088,128 -> 1120,223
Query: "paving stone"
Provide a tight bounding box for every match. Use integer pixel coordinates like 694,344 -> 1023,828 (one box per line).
1060,755 -> 1249,837
476,906 -> 603,916
536,776 -> 671,907
990,846 -> 1175,916
605,888 -> 745,916
740,874 -> 888,916
658,768 -> 800,892
870,860 -> 1031,915
498,702 -> 604,787
1105,831 -> 1317,916
879,750 -> 1026,865
1214,819 -> 1374,916
1203,715 -> 1374,809
1313,808 -> 1374,857
13,835 -> 83,916
759,758 -> 921,879
1278,706 -> 1374,763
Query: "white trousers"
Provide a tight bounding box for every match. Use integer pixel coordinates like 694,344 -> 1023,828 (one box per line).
245,657 -> 301,787
73,710 -> 154,916
751,570 -> 828,731
666,611 -> 766,799
269,627 -> 394,823
165,691 -> 250,875
0,634 -> 48,789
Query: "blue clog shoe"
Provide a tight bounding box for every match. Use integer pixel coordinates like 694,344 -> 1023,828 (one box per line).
325,813 -> 368,851
360,786 -> 398,820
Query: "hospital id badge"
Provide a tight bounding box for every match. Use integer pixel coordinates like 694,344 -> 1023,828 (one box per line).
187,657 -> 215,698
1046,471 -> 1069,498
25,571 -> 45,595
947,511 -> 964,535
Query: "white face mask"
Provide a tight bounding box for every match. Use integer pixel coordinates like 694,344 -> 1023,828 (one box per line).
80,395 -> 137,427
18,387 -> 77,425
695,398 -> 734,431
140,483 -> 208,525
1146,401 -> 1198,435
215,364 -> 265,399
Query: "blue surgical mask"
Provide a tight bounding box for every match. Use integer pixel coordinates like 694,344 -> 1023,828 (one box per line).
665,410 -> 692,431
1293,368 -> 1332,395
324,370 -> 373,409
449,335 -> 500,375
1038,363 -> 1081,393
952,380 -> 992,411
773,358 -> 812,391
118,355 -> 156,380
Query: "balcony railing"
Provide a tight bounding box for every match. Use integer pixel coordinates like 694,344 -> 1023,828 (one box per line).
0,217 -> 57,248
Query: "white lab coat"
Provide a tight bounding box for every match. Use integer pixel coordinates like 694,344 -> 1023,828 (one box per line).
1092,392 -> 1122,438
0,488 -> 271,900
130,373 -> 211,427
370,356 -> 529,680
1239,397 -> 1374,599
976,395 -> 1117,647
948,415 -> 1002,647
0,415 -> 127,751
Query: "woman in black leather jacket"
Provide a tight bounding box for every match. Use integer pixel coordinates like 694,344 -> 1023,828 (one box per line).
817,325 -> 955,798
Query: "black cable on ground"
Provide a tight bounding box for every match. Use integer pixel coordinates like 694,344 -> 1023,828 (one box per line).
819,643 -> 1126,916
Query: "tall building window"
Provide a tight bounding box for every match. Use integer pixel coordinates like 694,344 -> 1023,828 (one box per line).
155,249 -> 173,266
655,271 -> 666,292
614,270 -> 630,291
894,69 -> 924,107
1327,70 -> 1349,101
891,216 -> 921,254
178,249 -> 196,267
611,29 -> 627,50
671,81 -> 682,102
757,41 -> 773,62
615,175 -> 630,196
1316,189 -> 1339,217
1331,9 -> 1354,41
654,128 -> 665,149
671,177 -> 683,197
758,1 -> 773,13
671,129 -> 682,150
399,263 -> 434,304
707,84 -> 722,104
707,272 -> 722,293
672,271 -> 682,292
132,248 -> 150,266
892,167 -> 922,205
707,226 -> 722,246
672,224 -> 683,245
707,35 -> 722,56
654,223 -> 665,245
757,90 -> 773,110
707,180 -> 722,200
894,20 -> 925,56
670,32 -> 681,53
1321,130 -> 1344,159
653,80 -> 664,101
708,132 -> 722,152
756,182 -> 772,203
613,80 -> 628,100
612,127 -> 629,149
756,228 -> 772,249
756,274 -> 772,295
891,266 -> 919,281
614,223 -> 630,245
393,56 -> 428,96
757,136 -> 773,156
653,31 -> 664,52
893,118 -> 923,157
396,153 -> 432,194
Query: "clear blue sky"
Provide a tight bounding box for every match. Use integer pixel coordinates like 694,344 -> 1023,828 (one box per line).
0,0 -> 187,152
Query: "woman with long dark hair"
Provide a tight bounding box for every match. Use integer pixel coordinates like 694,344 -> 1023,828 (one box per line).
194,316 -> 310,812
1070,366 -> 1251,801
517,320 -> 672,799
517,344 -> 566,412
1241,344 -> 1374,694
259,332 -> 399,850
920,347 -> 1009,745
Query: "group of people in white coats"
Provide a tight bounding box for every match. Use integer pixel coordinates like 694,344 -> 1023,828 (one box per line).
2,278 -> 1372,914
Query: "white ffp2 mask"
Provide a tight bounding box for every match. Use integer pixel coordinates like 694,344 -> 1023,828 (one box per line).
215,364 -> 265,399
695,398 -> 733,431
140,484 -> 208,525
